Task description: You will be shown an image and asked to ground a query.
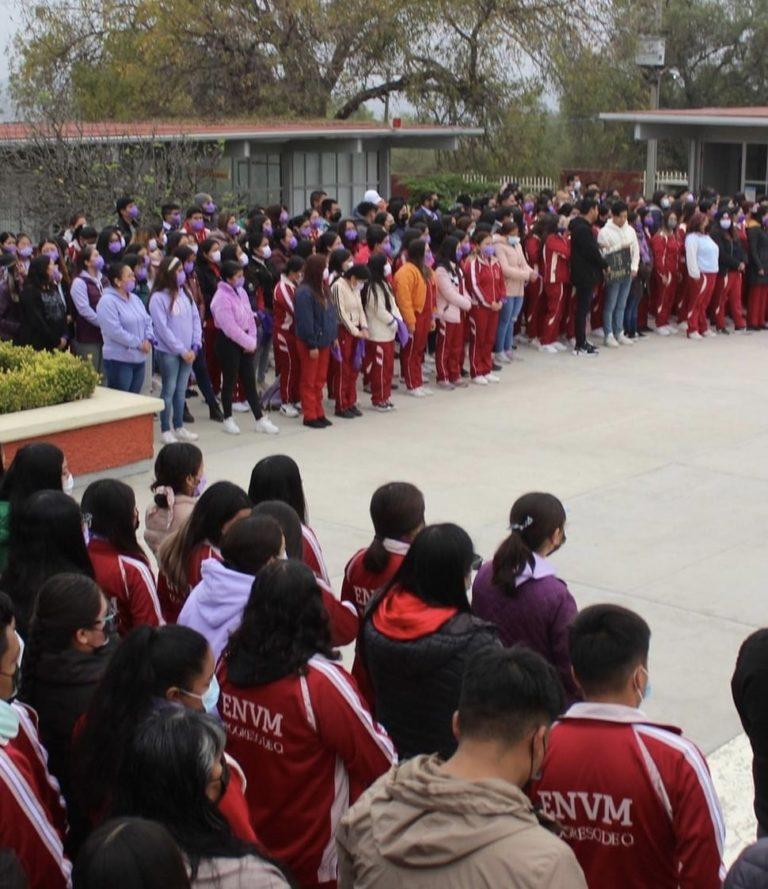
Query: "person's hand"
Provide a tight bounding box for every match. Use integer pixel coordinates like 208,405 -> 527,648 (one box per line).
491,302 -> 502,313
631,271 -> 638,279
360,328 -> 370,339
407,324 -> 416,334
333,338 -> 340,350
182,350 -> 195,364
738,263 -> 746,272
58,338 -> 68,350
140,340 -> 151,353
529,270 -> 538,282
309,348 -> 319,359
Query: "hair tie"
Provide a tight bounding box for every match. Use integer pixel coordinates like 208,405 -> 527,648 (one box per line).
511,516 -> 533,532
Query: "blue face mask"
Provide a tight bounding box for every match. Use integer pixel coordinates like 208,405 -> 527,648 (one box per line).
184,675 -> 220,713
0,699 -> 19,741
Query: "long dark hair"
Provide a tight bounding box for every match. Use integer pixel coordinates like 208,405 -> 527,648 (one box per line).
381,523 -> 473,611
436,235 -> 460,271
362,253 -> 394,313
73,625 -> 210,818
1,489 -> 93,636
219,514 -> 283,574
72,817 -> 191,889
302,254 -> 329,302
248,455 -> 307,524
251,500 -> 303,559
150,255 -> 184,304
158,482 -> 250,593
226,560 -> 338,686
113,709 -> 281,881
363,482 -> 424,574
25,255 -> 53,291
20,573 -> 105,704
0,442 -> 63,510
491,492 -> 566,596
150,443 -> 203,508
82,479 -> 148,565
405,237 -> 427,279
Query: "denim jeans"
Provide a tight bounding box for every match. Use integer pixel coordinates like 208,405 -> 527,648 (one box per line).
256,330 -> 272,385
104,358 -> 145,394
603,276 -> 633,337
624,278 -> 641,336
192,347 -> 217,407
156,351 -> 193,432
494,296 -> 524,352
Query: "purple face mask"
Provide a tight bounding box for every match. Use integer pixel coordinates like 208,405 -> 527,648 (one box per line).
344,229 -> 358,242
311,217 -> 323,229
176,270 -> 187,287
190,218 -> 204,232
18,246 -> 33,259
108,241 -> 122,254
482,244 -> 495,258
183,260 -> 194,275
93,254 -> 105,271
383,242 -> 393,257
523,201 -> 534,212
299,226 -> 312,238
263,223 -> 274,237
3,244 -> 16,255
203,201 -> 216,215
233,275 -> 245,289
279,210 -> 289,225
462,242 -> 472,256
424,234 -> 431,245
170,213 -> 181,227
125,278 -> 137,293
227,222 -> 240,236
52,267 -> 62,284
127,205 -> 139,219
287,236 -> 298,250
45,249 -> 59,262
135,266 -> 148,281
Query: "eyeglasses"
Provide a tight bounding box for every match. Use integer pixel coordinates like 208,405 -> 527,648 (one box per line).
93,603 -> 117,632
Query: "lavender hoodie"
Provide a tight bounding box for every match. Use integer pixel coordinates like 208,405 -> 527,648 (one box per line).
96,286 -> 154,363
177,558 -> 255,662
149,289 -> 202,356
471,553 -> 580,701
210,281 -> 257,352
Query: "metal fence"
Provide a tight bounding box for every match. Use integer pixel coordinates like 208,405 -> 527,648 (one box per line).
460,173 -> 557,192
643,169 -> 689,194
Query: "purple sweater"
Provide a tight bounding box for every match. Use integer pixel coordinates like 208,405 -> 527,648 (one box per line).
471,553 -> 580,701
149,289 -> 202,356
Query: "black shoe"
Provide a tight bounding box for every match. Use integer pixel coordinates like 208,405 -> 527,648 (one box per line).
183,404 -> 194,423
492,362 -> 502,371
573,343 -> 599,356
350,405 -> 362,417
320,417 -> 333,427
208,401 -> 224,422
749,325 -> 761,331
391,382 -> 399,390
334,408 -> 355,419
303,418 -> 326,429
185,387 -> 198,398
718,327 -> 730,335
460,368 -> 469,378
636,331 -> 646,338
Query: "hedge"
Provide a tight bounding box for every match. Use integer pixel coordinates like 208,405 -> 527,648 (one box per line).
0,343 -> 100,414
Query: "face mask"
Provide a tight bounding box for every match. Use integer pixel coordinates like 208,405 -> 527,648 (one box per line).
227,223 -> 240,236
344,229 -> 358,242
93,254 -> 105,271
299,226 -> 312,238
170,213 -> 181,227
425,248 -> 433,264
574,180 -> 581,190
260,245 -> 272,259
189,243 -> 199,255
322,267 -> 330,282
661,197 -> 671,209
311,217 -> 323,230
203,201 -> 216,215
384,262 -> 392,277
263,223 -> 274,237
193,474 -> 207,497
127,205 -> 139,219
507,235 -> 520,246
634,666 -> 651,705
382,242 -> 393,258
0,699 -> 19,739
523,201 -> 534,212
424,234 -> 431,245
148,238 -> 158,252
720,218 -> 732,230
331,211 -> 342,223
685,193 -> 695,204
183,260 -> 194,275
209,250 -> 221,264
668,220 -> 678,230
190,218 -> 204,232
63,472 -> 74,493
482,244 -> 495,258
455,246 -> 463,261
108,241 -> 122,254
239,254 -> 249,267
184,675 -> 220,713
462,242 -> 472,256
120,236 -> 126,249
144,254 -> 151,267
135,266 -> 147,282
45,249 -> 59,262
279,210 -> 289,225
17,245 -> 32,259
125,278 -> 137,293
342,260 -> 354,272
3,244 -> 16,255
287,236 -> 298,250
176,270 -> 186,287
52,267 -> 62,284
355,281 -> 365,293
233,275 -> 245,289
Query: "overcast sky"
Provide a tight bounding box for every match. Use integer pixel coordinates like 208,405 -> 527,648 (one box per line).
0,0 -> 20,118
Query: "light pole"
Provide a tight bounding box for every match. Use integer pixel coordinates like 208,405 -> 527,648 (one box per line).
636,0 -> 665,197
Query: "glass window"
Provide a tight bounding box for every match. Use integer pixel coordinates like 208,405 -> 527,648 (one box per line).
366,151 -> 378,183
293,154 -> 305,187
352,152 -> 365,183
337,152 -> 352,183
321,152 -> 337,184
305,152 -> 320,186
745,144 -> 767,182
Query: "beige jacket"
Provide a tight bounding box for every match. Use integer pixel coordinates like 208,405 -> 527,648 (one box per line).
144,492 -> 196,556
363,282 -> 402,342
190,855 -> 290,888
332,277 -> 367,336
492,234 -> 535,297
337,754 -> 587,889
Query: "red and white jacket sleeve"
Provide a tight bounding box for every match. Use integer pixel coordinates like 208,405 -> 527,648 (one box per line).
121,556 -> 165,630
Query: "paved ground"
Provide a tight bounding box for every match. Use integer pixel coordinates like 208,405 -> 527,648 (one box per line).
116,328 -> 768,865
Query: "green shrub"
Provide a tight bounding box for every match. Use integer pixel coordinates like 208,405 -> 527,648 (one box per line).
0,343 -> 99,414
396,173 -> 500,210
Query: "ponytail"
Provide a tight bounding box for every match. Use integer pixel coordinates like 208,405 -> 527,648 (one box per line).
362,537 -> 390,575
361,482 -> 425,574
492,492 -> 566,597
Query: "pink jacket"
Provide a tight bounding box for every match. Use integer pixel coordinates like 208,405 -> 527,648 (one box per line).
210,281 -> 257,351
492,234 -> 535,297
434,265 -> 471,324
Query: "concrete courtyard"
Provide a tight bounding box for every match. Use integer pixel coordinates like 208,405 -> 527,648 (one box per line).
123,329 -> 768,864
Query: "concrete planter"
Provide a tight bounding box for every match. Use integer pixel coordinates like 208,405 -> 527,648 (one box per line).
0,387 -> 163,475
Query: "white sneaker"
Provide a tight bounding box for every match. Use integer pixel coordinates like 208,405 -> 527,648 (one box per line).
539,344 -> 559,354
292,402 -> 303,411
485,373 -> 500,383
553,341 -> 568,352
160,430 -> 176,445
254,416 -> 279,435
604,334 -> 619,348
591,327 -> 604,339
516,334 -> 531,345
529,338 -> 541,349
174,427 -> 198,442
494,352 -> 511,364
280,403 -> 299,418
222,417 -> 241,435
667,325 -> 679,335
472,375 -> 489,385
232,401 -> 250,413
618,333 -> 634,345
676,321 -> 687,334
656,325 -> 670,336
437,380 -> 456,389
420,385 -> 435,396
408,386 -> 428,397
703,328 -> 717,338
688,331 -> 703,340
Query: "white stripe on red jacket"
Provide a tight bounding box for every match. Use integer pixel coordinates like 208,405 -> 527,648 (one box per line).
529,702 -> 725,889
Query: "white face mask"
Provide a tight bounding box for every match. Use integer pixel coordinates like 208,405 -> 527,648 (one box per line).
260,245 -> 272,259
209,250 -> 221,264
239,254 -> 249,267
322,267 -> 330,281
343,261 -> 353,272
384,262 -> 392,277
63,473 -> 74,494
355,281 -> 365,293
148,238 -> 158,252
190,244 -> 199,255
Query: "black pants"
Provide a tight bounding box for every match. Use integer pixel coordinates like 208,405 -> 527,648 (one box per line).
574,282 -> 595,348
215,335 -> 262,421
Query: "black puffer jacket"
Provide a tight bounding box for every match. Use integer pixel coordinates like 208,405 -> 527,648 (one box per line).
363,609 -> 499,759
725,838 -> 768,888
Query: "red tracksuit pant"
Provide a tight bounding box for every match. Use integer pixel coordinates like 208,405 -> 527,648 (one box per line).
540,283 -> 567,346
469,305 -> 498,378
274,329 -> 300,405
296,341 -> 330,421
747,282 -> 768,328
333,327 -> 359,411
524,278 -> 544,340
686,273 -> 717,336
435,319 -> 464,383
673,272 -> 687,321
364,339 -> 394,405
651,273 -> 676,327
711,272 -> 745,330
400,307 -> 430,390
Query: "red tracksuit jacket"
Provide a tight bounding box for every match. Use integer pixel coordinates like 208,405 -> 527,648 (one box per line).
218,655 -> 396,889
341,540 -> 409,709
0,703 -> 71,888
524,233 -> 543,271
650,232 -> 680,280
273,278 -> 297,334
466,256 -> 504,307
158,541 -> 218,624
530,702 -> 725,889
88,538 -> 164,634
543,233 -> 571,285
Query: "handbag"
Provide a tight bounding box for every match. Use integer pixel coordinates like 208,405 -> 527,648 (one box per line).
352,337 -> 366,371
395,317 -> 411,347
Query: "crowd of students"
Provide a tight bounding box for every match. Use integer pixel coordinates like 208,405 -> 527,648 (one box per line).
1,437 -> 768,887
2,178 -> 764,441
